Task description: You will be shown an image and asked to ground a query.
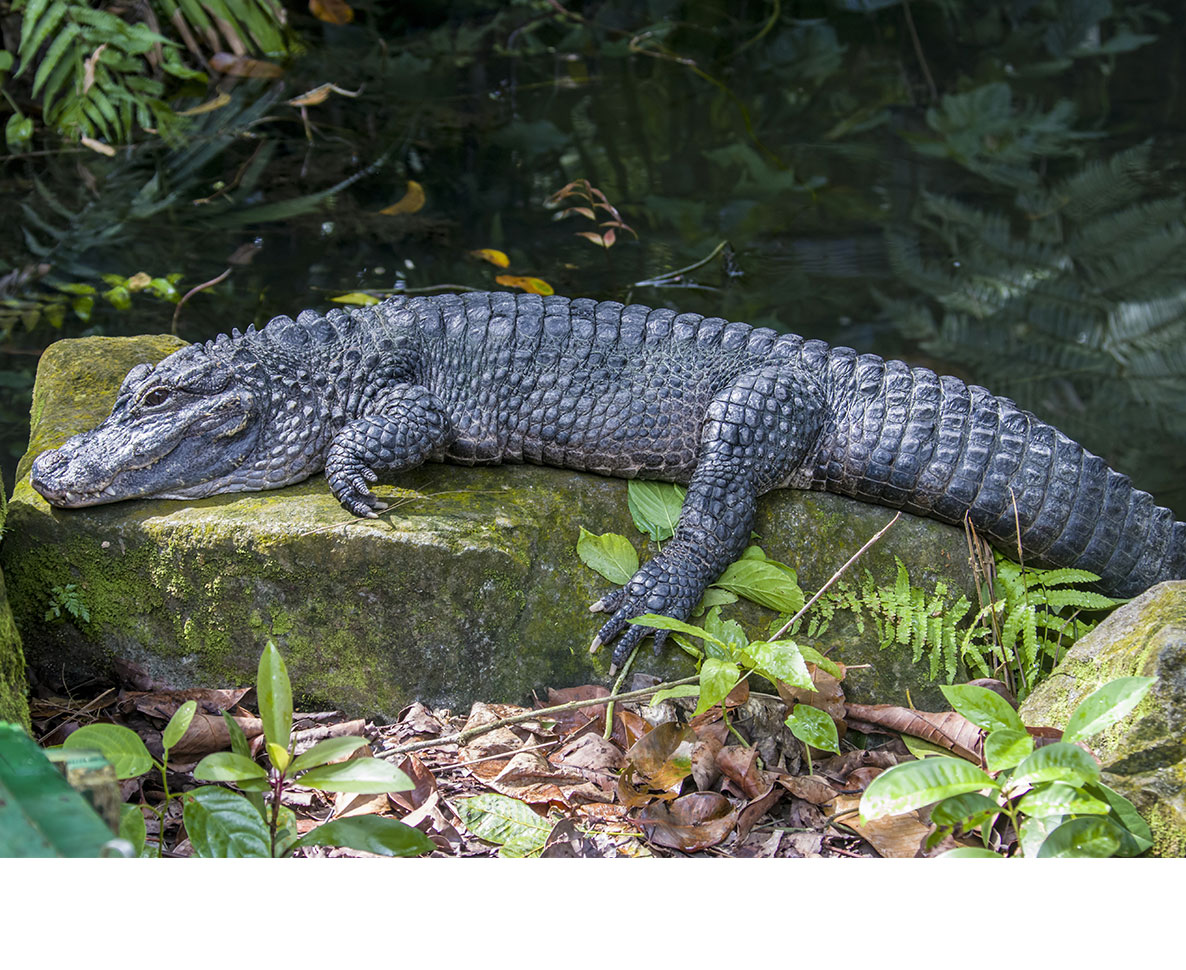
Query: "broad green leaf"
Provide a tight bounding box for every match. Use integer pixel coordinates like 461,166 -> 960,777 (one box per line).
693,657 -> 740,715
1017,782 -> 1109,819
939,684 -> 1025,733
785,704 -> 840,755
1036,816 -> 1125,858
1082,782 -> 1153,856
257,641 -> 292,754
274,805 -> 300,858
743,639 -> 813,690
712,559 -> 805,614
1061,677 -> 1156,744
62,724 -> 153,780
330,292 -> 381,305
183,786 -> 271,858
939,847 -> 1003,858
454,793 -> 553,857
119,804 -> 147,857
289,736 -> 369,774
702,608 -> 749,655
193,752 -> 269,784
1018,815 -> 1062,858
649,685 -> 701,706
796,644 -> 844,680
161,700 -> 197,752
267,742 -> 291,773
628,613 -> 725,647
983,728 -> 1034,772
576,527 -> 639,585
294,816 -> 435,857
5,112 -> 33,151
627,480 -> 685,542
692,587 -> 738,615
930,792 -> 1000,830
298,758 -> 413,794
1006,742 -> 1100,793
860,757 -> 998,821
223,711 -> 251,759
901,735 -> 954,760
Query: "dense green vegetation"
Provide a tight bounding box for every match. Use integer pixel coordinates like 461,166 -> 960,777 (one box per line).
3,0 -> 1186,514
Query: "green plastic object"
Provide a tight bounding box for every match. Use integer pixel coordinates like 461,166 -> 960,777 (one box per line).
0,721 -> 124,857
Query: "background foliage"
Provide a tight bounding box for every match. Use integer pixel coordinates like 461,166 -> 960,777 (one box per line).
2,0 -> 1186,513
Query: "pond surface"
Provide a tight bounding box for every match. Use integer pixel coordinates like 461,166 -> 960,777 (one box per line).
4,2 -> 1186,516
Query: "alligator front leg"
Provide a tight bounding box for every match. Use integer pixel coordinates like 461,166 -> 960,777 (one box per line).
325,384 -> 454,516
591,364 -> 825,666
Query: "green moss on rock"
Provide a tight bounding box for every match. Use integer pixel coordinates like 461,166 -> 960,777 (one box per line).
1019,581 -> 1186,857
0,488 -> 31,730
3,334 -> 983,718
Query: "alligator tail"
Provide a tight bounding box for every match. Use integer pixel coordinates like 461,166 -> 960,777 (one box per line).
814,349 -> 1186,598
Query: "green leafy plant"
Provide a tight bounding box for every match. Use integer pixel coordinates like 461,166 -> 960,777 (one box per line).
961,558 -> 1122,695
44,582 -> 89,625
860,677 -> 1156,857
8,0 -> 290,148
61,642 -> 433,859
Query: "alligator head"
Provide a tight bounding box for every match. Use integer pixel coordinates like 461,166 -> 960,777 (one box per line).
30,342 -> 285,508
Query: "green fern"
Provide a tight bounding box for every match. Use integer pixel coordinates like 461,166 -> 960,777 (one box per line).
10,0 -> 289,146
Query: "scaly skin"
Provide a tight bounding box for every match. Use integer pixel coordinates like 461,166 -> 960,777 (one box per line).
31,292 -> 1186,664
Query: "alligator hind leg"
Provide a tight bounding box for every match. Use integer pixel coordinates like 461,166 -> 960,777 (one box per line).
592,364 -> 825,665
325,384 -> 454,516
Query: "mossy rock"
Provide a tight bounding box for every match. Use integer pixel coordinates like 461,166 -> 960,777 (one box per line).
0,487 -> 31,731
1019,581 -> 1186,857
3,335 -> 981,718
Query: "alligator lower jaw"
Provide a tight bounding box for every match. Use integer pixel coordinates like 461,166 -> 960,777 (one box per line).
31,481 -> 121,508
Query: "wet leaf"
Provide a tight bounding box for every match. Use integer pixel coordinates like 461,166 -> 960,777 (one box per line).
209,52 -> 284,78
454,793 -> 553,857
309,0 -> 355,24
183,787 -> 271,858
63,724 -> 152,779
380,180 -> 427,216
469,248 -> 511,268
330,292 -> 381,306
577,527 -> 638,584
494,274 -> 555,295
713,559 -> 805,613
786,703 -> 841,755
627,480 -> 685,541
1061,676 -> 1156,744
860,757 -> 997,821
637,792 -> 738,851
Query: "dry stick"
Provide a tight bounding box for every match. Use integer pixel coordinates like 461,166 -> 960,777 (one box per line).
428,738 -> 562,773
377,675 -> 701,758
769,512 -> 901,644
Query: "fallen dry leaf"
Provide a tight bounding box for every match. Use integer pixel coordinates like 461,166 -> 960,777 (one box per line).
779,665 -> 847,735
469,248 -> 511,268
774,772 -> 840,805
387,754 -> 437,814
829,794 -> 957,858
715,744 -> 768,799
549,732 -> 623,792
618,721 -> 697,808
637,792 -> 738,852
380,180 -> 426,216
209,52 -> 284,78
494,275 -> 554,295
310,0 -> 354,24
736,782 -> 782,842
844,703 -> 983,763
169,712 -> 263,760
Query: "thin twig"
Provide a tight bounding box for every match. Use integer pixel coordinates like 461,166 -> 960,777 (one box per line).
770,512 -> 901,643
377,675 -> 701,757
901,0 -> 938,103
428,738 -> 562,773
633,240 -> 729,287
604,642 -> 641,739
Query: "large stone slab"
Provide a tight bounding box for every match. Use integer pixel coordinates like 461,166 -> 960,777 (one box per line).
3,335 -> 981,718
1020,581 -> 1186,857
0,488 -> 30,730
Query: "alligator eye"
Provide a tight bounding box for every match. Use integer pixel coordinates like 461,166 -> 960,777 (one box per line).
143,388 -> 171,407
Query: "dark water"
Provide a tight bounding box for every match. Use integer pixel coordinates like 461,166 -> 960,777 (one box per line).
5,2 -> 1186,515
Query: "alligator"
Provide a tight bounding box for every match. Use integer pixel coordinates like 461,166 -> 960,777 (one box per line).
31,291 -> 1186,665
